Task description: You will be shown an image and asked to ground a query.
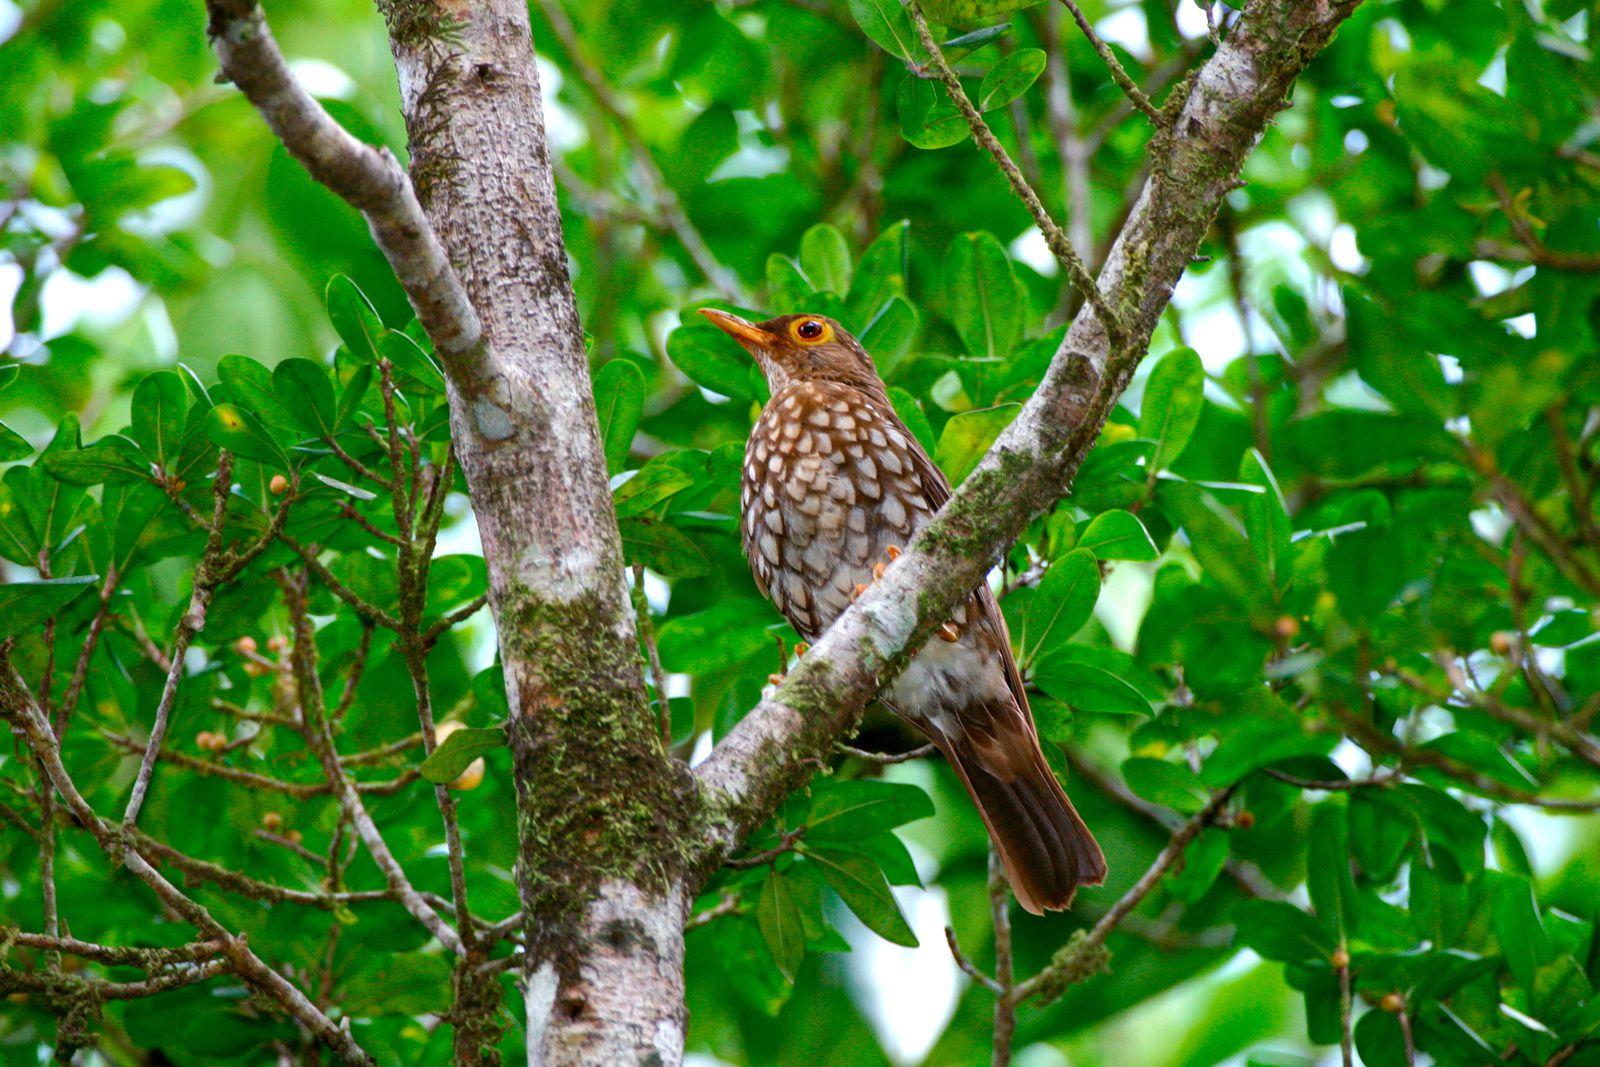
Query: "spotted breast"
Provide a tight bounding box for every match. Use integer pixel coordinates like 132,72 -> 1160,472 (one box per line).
740,380 -> 933,642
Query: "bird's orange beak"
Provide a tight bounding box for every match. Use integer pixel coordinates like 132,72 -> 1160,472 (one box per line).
698,308 -> 776,353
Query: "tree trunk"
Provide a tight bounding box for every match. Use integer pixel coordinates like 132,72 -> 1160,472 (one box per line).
381,3 -> 694,1062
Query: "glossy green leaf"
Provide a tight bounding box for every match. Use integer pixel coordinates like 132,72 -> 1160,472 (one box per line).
326,274 -> 384,364
978,48 -> 1045,112
848,0 -> 918,60
807,848 -> 918,947
0,576 -> 99,638
129,370 -> 187,469
593,359 -> 645,475
1307,802 -> 1359,940
1139,348 -> 1205,472
377,330 -> 445,394
944,231 -> 1024,358
1014,547 -> 1099,666
0,421 -> 29,461
205,403 -> 290,468
418,726 -> 506,784
1233,900 -> 1336,963
1122,756 -> 1209,814
934,403 -> 1019,485
1078,509 -> 1158,561
1032,656 -> 1151,715
803,780 -> 934,842
273,358 -> 337,438
799,223 -> 852,297
757,870 -> 807,981
667,323 -> 757,401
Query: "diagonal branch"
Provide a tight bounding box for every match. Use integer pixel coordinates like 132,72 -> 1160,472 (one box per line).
691,0 -> 1362,871
202,0 -> 485,375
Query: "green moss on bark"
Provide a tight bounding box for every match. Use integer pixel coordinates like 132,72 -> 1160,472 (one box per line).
499,586 -> 696,970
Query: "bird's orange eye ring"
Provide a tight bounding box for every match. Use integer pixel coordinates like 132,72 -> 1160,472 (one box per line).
791,318 -> 831,344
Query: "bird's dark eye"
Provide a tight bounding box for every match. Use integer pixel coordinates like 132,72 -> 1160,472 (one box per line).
796,319 -> 823,340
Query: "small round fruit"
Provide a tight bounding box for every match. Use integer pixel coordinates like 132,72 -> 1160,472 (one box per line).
1330,948 -> 1350,969
1380,993 -> 1404,1014
1489,631 -> 1515,656
266,635 -> 288,653
1236,810 -> 1256,829
262,812 -> 283,832
1273,616 -> 1300,640
269,474 -> 289,496
286,829 -> 303,846
234,636 -> 258,654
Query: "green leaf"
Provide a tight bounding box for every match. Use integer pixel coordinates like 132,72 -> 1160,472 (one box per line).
1307,802 -> 1359,941
1240,448 -> 1292,594
0,421 -> 29,461
618,520 -> 713,578
848,0 -> 918,60
1168,828 -> 1229,904
273,358 -> 337,438
40,440 -> 151,486
0,576 -> 99,639
1078,509 -> 1158,561
613,462 -> 695,517
799,223 -> 852,297
1491,872 -> 1551,994
217,354 -> 298,431
377,330 -> 445,393
0,363 -> 18,391
806,848 -> 918,947
592,359 -> 645,475
978,48 -> 1045,112
1139,348 -> 1205,472
205,404 -> 290,468
922,0 -> 1043,19
757,871 -> 807,981
1032,657 -> 1151,715
129,370 -> 187,469
655,600 -> 777,672
804,780 -> 934,842
846,220 -> 910,328
1014,547 -> 1099,666
326,275 -> 384,364
1121,757 -> 1209,814
858,295 -> 919,375
898,78 -> 969,150
767,254 -> 815,313
1159,481 -> 1271,612
886,387 -> 936,454
1353,1010 -> 1408,1067
667,323 -> 756,401
944,231 -> 1023,358
934,403 -> 1019,485
1233,900 -> 1336,963
336,364 -> 374,430
418,726 -> 506,784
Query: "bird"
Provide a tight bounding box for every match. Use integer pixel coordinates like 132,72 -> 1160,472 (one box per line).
699,308 -> 1106,913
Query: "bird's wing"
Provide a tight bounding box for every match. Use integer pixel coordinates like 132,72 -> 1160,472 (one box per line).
888,405 -> 1036,728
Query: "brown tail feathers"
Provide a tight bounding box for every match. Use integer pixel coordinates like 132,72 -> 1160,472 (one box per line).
927,701 -> 1105,914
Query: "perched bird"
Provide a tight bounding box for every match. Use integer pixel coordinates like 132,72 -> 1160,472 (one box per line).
700,308 -> 1106,913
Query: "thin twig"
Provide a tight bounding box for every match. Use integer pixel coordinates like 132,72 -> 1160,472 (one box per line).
1054,0 -> 1162,124
123,453 -> 234,830
988,848 -> 1017,1067
908,2 -> 1121,340
836,742 -> 937,764
1010,785 -> 1237,1005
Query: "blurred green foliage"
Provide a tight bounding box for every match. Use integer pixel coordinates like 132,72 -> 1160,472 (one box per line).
3,0 -> 1600,1064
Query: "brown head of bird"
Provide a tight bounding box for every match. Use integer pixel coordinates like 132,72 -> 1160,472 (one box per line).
697,309 -> 885,396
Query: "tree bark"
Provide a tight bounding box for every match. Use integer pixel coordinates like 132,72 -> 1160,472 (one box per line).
380,3 -> 695,1063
